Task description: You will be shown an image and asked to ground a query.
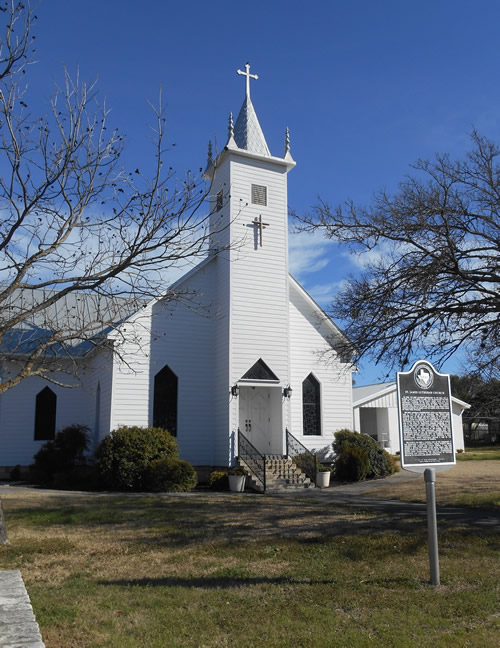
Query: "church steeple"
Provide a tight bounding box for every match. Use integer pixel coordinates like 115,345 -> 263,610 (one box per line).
232,63 -> 271,157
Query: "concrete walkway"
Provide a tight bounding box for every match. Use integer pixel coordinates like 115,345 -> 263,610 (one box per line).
0,570 -> 45,647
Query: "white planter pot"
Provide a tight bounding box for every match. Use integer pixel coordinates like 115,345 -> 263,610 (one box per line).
228,474 -> 246,492
316,471 -> 331,488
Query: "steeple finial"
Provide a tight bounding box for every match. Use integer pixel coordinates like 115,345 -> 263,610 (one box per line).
237,62 -> 258,98
283,126 -> 294,163
284,127 -> 290,157
228,112 -> 234,139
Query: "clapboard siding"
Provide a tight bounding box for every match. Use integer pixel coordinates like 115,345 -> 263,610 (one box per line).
228,155 -> 290,385
109,260 -> 218,465
0,362 -> 92,466
209,161 -> 231,253
87,349 -> 114,447
110,307 -> 152,430
214,253 -> 231,465
289,284 -> 353,455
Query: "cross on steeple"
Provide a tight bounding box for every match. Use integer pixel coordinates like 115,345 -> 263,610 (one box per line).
237,62 -> 258,98
251,214 -> 269,248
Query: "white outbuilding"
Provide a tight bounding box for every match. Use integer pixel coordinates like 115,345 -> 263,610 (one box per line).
353,382 -> 469,454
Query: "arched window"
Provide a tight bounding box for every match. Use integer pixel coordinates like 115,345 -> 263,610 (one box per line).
302,374 -> 321,436
34,386 -> 57,441
153,365 -> 178,436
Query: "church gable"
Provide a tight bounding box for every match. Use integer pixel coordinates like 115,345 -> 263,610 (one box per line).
240,358 -> 279,382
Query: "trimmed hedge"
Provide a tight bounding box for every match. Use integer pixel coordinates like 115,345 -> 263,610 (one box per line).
334,444 -> 370,481
95,426 -> 179,491
333,429 -> 394,481
144,457 -> 197,492
31,424 -> 90,486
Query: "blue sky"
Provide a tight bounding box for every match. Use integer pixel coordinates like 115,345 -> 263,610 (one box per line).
22,0 -> 500,384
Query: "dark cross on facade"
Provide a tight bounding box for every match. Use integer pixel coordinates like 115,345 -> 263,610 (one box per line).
251,215 -> 269,247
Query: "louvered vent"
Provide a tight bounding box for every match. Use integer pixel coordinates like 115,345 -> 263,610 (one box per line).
251,184 -> 267,206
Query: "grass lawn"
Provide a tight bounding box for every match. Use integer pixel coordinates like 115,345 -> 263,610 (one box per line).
1,488 -> 499,647
369,459 -> 500,510
458,446 -> 500,461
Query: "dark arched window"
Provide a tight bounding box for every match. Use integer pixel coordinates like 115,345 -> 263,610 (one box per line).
302,373 -> 321,436
34,386 -> 57,441
153,365 -> 178,436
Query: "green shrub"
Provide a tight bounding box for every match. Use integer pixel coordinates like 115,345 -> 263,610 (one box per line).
31,424 -> 90,485
389,454 -> 400,473
51,465 -> 100,491
95,426 -> 178,491
144,457 -> 197,492
334,443 -> 370,481
228,467 -> 246,476
208,470 -> 229,490
292,452 -> 320,477
333,429 -> 394,481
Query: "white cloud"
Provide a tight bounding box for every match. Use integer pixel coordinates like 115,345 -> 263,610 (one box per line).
303,279 -> 349,306
288,229 -> 337,278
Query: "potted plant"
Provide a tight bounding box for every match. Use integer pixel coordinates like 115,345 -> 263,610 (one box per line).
228,467 -> 246,492
316,464 -> 332,488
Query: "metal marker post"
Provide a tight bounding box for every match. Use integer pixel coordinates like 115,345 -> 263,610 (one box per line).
424,468 -> 440,586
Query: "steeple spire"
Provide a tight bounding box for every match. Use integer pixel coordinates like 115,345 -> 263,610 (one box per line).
232,62 -> 270,157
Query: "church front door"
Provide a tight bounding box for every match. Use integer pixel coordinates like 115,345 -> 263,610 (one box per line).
239,386 -> 283,455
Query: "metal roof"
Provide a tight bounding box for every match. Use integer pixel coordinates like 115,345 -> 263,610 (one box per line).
233,94 -> 271,157
0,287 -> 144,356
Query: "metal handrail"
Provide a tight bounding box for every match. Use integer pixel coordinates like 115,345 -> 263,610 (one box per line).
238,429 -> 266,491
286,428 -> 317,483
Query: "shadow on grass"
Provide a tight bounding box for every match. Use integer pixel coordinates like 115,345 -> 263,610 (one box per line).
97,575 -> 339,589
3,492 -> 499,551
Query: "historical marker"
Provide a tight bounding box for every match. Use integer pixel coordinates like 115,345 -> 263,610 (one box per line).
397,360 -> 455,585
397,360 -> 455,473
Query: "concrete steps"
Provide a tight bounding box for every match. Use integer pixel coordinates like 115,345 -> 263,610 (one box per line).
239,457 -> 315,493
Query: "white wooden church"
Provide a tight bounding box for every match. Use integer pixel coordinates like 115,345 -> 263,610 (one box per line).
0,65 -> 355,479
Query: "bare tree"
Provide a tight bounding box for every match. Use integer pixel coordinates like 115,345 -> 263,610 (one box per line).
296,130 -> 500,378
0,2 -> 217,392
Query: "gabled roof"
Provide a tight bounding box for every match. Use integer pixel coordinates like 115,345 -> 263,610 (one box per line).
353,382 -> 396,405
353,382 -> 470,410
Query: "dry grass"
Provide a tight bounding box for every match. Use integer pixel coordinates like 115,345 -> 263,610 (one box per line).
1,467 -> 499,647
366,460 -> 500,508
